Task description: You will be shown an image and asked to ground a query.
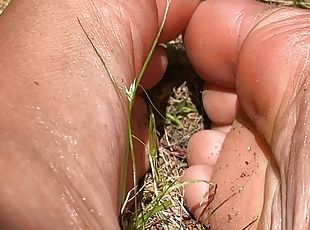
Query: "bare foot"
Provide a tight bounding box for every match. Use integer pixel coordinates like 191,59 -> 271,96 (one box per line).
182,0 -> 310,229
0,0 -> 199,229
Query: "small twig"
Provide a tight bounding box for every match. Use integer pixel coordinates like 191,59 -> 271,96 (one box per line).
242,218 -> 259,230
206,170 -> 255,220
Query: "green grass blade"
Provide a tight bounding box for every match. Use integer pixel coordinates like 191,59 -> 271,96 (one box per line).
126,0 -> 172,217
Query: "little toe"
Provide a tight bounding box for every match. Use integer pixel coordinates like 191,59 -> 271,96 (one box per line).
181,165 -> 214,219
182,128 -> 226,221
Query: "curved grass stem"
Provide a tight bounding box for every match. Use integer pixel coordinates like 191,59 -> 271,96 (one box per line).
122,0 -> 171,216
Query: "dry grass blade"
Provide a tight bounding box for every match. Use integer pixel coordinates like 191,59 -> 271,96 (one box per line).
123,0 -> 172,218
140,77 -> 206,229
0,0 -> 10,14
260,0 -> 310,8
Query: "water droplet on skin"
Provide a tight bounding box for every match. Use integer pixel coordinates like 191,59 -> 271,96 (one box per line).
38,120 -> 45,125
60,155 -> 65,159
82,197 -> 86,201
49,163 -> 58,172
36,106 -> 41,110
55,140 -> 61,146
89,208 -> 94,213
247,147 -> 251,151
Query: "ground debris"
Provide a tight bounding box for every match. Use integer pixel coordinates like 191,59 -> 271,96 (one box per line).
139,37 -> 207,230
260,0 -> 310,8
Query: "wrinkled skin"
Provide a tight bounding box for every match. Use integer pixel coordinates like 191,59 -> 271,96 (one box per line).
0,0 -> 199,228
182,0 -> 310,229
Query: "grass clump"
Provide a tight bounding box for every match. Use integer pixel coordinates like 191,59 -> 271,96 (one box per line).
120,0 -> 172,221
129,79 -> 206,229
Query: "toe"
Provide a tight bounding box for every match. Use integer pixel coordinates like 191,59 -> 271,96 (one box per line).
129,97 -> 150,188
202,84 -> 238,125
156,0 -> 200,42
187,130 -> 225,166
141,46 -> 167,90
181,165 -> 214,219
184,0 -> 274,88
184,0 -> 310,141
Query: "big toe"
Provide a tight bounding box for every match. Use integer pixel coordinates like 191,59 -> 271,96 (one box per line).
185,0 -> 310,140
183,0 -> 275,88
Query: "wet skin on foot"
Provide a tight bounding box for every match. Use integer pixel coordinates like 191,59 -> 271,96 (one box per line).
0,0 -> 199,229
